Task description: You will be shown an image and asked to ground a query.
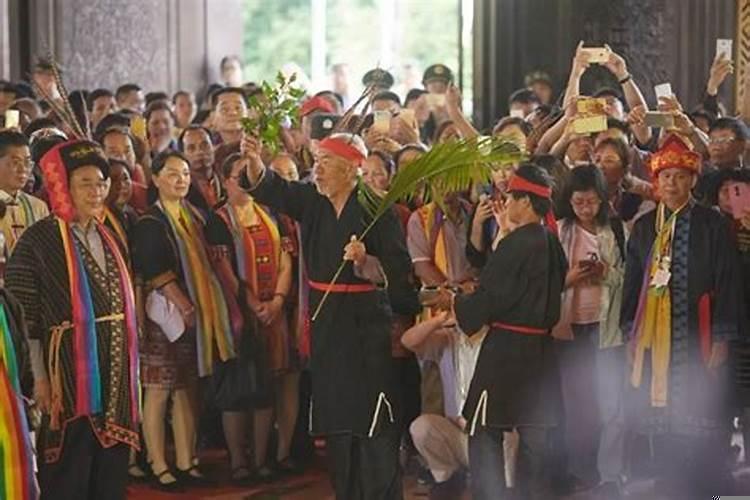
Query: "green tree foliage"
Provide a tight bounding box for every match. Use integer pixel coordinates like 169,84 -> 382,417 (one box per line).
242,0 -> 465,92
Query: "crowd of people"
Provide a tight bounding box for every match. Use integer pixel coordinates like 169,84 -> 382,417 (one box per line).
0,40 -> 748,500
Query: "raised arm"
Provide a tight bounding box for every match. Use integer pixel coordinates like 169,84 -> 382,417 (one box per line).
239,133 -> 317,221
445,85 -> 479,140
603,45 -> 652,145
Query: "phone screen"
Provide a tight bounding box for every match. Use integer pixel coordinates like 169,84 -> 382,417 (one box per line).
373,110 -> 391,133
4,110 -> 19,129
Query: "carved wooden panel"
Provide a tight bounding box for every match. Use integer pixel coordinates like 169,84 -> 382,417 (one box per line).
55,0 -> 175,92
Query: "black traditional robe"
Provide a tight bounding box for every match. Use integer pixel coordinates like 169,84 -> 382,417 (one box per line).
241,169 -> 416,436
621,204 -> 741,436
455,223 -> 568,430
5,217 -> 139,463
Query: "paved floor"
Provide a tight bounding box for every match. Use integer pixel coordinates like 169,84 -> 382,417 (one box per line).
126,448 -> 750,500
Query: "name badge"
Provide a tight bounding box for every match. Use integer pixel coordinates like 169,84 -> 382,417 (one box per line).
650,268 -> 671,289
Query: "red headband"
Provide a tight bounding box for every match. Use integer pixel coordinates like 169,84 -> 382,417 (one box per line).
318,137 -> 366,165
507,174 -> 558,234
507,175 -> 552,199
300,96 -> 336,117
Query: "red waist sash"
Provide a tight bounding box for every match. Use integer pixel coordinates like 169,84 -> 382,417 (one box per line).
491,322 -> 547,335
308,280 -> 376,294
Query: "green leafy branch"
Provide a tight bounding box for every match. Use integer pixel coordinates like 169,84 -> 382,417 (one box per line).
241,71 -> 306,155
311,136 -> 526,321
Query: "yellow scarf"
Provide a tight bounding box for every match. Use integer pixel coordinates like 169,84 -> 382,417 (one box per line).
163,201 -> 234,376
631,202 -> 686,407
418,203 -> 449,277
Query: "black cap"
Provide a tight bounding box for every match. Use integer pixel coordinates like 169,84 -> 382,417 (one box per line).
373,91 -> 401,106
524,70 -> 552,87
0,80 -> 16,95
13,81 -> 35,99
310,113 -> 340,140
362,69 -> 394,90
56,140 -> 110,179
422,64 -> 453,85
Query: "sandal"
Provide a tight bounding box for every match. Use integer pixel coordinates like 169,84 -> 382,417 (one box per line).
274,457 -> 301,475
128,463 -> 148,481
152,469 -> 183,492
230,465 -> 254,486
254,464 -> 276,483
175,465 -> 214,487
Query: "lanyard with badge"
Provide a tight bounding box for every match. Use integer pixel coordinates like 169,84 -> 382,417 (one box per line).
649,202 -> 686,293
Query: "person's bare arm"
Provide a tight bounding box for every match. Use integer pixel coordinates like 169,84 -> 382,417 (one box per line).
445,85 -> 479,139
414,261 -> 448,286
401,311 -> 453,354
562,41 -> 589,109
658,95 -> 709,156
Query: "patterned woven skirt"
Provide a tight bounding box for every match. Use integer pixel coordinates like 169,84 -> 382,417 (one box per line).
140,321 -> 198,389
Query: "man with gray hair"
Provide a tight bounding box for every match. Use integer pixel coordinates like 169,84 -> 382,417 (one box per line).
240,131 -> 419,499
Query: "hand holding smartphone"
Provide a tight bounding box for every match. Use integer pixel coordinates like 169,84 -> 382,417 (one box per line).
728,181 -> 750,220
654,83 -> 673,102
373,110 -> 391,134
4,110 -> 19,129
580,47 -> 610,64
716,39 -> 733,61
643,112 -> 675,129
131,116 -> 147,141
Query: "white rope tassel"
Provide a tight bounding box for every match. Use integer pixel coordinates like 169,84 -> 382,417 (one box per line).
368,392 -> 395,438
308,397 -> 314,434
469,390 -> 489,437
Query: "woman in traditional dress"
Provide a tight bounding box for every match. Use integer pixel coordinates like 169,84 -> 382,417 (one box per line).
206,152 -> 298,481
132,149 -> 236,490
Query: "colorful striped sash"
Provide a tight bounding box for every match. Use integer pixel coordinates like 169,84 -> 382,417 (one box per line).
0,303 -> 39,500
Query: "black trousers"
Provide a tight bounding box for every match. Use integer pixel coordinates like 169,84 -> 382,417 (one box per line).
469,425 -> 552,500
38,417 -> 129,500
326,426 -> 403,500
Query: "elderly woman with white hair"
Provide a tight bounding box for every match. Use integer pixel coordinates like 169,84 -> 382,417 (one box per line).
239,131 -> 419,499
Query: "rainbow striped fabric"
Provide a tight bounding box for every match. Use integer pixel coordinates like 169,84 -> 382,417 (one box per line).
0,303 -> 38,500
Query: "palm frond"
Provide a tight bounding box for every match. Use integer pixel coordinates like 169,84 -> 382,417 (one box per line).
312,136 -> 524,322
361,136 -> 524,236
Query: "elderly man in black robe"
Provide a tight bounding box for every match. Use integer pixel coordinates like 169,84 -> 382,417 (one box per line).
240,131 -> 418,499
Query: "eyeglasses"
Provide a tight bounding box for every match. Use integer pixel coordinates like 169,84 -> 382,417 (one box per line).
6,157 -> 32,171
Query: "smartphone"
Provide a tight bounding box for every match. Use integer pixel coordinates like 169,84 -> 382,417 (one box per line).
716,39 -> 733,61
4,110 -> 19,129
130,115 -> 147,141
571,115 -> 608,134
576,97 -> 607,115
580,47 -> 610,64
728,181 -> 750,220
373,110 -> 391,133
426,93 -> 446,109
578,252 -> 599,271
654,83 -> 673,102
644,111 -> 675,129
509,108 -> 525,119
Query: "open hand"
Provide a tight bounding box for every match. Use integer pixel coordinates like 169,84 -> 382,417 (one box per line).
707,56 -> 734,96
